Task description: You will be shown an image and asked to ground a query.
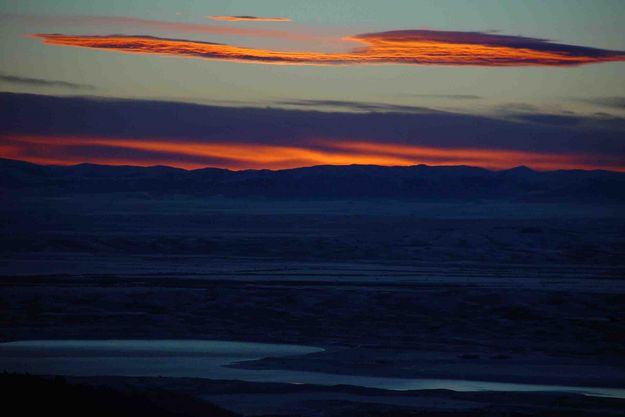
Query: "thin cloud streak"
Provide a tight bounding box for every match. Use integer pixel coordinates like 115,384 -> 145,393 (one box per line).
209,16 -> 291,22
407,94 -> 481,100
32,29 -> 625,66
0,73 -> 96,90
2,134 -> 623,171
7,14 -> 322,43
582,97 -> 625,109
278,99 -> 438,113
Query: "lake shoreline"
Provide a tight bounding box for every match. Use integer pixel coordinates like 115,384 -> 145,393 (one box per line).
1,338 -> 623,397
52,374 -> 625,417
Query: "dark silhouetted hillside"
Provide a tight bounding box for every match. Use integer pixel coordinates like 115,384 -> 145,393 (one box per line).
0,373 -> 238,417
1,158 -> 624,202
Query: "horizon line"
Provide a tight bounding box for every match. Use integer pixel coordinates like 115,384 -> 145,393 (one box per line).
2,156 -> 622,174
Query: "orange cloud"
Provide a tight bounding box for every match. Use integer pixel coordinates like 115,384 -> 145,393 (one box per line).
209,16 -> 291,22
2,134 -> 622,171
32,30 -> 625,66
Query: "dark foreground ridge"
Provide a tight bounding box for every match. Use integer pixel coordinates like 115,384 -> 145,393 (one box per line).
2,158 -> 624,201
1,373 -> 238,417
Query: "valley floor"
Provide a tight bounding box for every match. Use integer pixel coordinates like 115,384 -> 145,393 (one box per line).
1,197 -> 624,415
1,264 -> 624,416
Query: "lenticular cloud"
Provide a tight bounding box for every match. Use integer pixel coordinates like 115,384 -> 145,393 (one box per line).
33,29 -> 625,67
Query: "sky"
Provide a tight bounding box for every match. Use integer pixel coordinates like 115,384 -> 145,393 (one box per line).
1,0 -> 624,171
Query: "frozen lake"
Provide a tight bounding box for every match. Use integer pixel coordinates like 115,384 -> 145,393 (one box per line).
1,339 -> 624,399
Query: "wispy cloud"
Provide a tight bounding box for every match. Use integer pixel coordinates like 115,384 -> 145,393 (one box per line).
5,14 -> 318,42
407,94 -> 481,100
32,29 -> 625,67
514,114 -> 584,126
209,16 -> 291,22
0,73 -> 95,90
582,97 -> 625,109
495,103 -> 540,113
277,99 -> 439,113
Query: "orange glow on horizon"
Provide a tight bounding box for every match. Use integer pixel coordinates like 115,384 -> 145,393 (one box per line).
31,32 -> 625,66
1,134 -> 622,172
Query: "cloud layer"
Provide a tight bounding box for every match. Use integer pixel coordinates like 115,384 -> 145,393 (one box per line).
1,93 -> 623,171
32,29 -> 625,66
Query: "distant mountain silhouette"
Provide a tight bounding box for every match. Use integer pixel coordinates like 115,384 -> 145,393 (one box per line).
1,158 -> 624,202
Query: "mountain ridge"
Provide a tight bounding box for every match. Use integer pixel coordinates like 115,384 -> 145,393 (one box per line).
1,157 -> 624,202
